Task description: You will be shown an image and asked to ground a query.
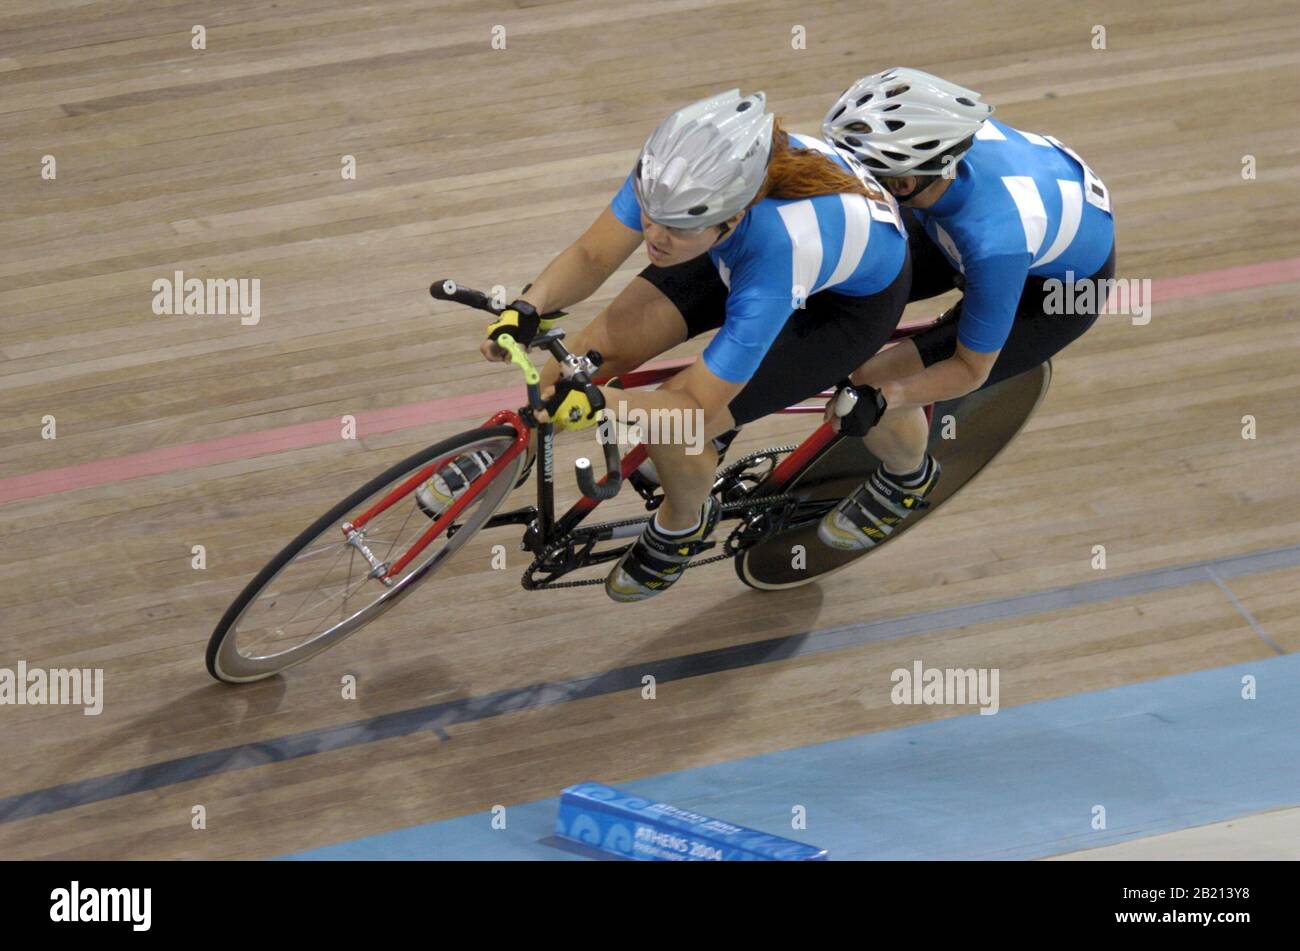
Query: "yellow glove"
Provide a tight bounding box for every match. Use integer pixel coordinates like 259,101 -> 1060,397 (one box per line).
486,300 -> 541,345
549,387 -> 603,431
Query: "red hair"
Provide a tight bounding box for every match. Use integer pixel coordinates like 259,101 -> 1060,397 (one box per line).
750,118 -> 885,205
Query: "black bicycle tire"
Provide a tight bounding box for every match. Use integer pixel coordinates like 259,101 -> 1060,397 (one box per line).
206,425 -> 520,683
735,361 -> 1053,590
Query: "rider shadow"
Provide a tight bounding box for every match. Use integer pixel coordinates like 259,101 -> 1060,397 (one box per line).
0,673 -> 293,825
572,586 -> 828,760
373,585 -> 828,741
122,674 -> 292,759
631,586 -> 825,682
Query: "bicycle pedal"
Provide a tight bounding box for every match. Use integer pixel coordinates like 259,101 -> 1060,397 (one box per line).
722,479 -> 758,503
628,468 -> 664,509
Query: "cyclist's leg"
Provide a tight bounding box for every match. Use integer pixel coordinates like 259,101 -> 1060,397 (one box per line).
820,244 -> 1118,544
724,257 -> 911,427
852,328 -> 937,477
538,280 -> 686,395
838,207 -> 955,474
645,371 -> 726,531
607,258 -> 906,601
622,260 -> 730,525
604,260 -> 727,601
853,240 -> 1117,473
618,257 -> 736,505
537,255 -> 727,394
523,257 -> 721,472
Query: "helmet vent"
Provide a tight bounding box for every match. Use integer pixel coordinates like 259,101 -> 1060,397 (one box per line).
956,96 -> 975,106
882,103 -> 902,112
844,135 -> 862,146
736,100 -> 753,112
885,84 -> 910,98
830,105 -> 846,121
855,93 -> 873,106
916,139 -> 940,150
884,119 -> 905,132
688,205 -> 709,216
882,149 -> 908,161
862,157 -> 888,170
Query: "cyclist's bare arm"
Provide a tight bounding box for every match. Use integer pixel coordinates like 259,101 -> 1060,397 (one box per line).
521,207 -> 642,314
874,342 -> 998,409
480,208 -> 641,364
849,340 -> 998,410
595,358 -> 744,441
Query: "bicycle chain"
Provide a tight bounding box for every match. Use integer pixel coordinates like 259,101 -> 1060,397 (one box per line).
522,444 -> 801,590
714,445 -> 797,485
522,493 -> 799,589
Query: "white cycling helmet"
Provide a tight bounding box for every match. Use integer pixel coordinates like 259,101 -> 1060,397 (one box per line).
822,67 -> 992,176
633,89 -> 775,229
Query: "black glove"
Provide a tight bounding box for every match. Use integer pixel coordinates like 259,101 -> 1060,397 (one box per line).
833,381 -> 888,437
486,299 -> 542,345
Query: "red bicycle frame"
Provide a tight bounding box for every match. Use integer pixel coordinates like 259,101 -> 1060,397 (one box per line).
346,319 -> 937,583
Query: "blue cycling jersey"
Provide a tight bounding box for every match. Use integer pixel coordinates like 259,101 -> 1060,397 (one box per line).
911,118 -> 1115,353
610,134 -> 908,383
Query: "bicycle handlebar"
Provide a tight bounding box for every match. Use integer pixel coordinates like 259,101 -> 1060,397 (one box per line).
575,420 -> 622,501
430,278 -> 622,502
430,278 -> 567,320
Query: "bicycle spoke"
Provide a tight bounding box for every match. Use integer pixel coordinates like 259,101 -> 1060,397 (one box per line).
381,505 -> 421,561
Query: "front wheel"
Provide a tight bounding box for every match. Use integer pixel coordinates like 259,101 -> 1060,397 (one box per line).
206,426 -> 524,683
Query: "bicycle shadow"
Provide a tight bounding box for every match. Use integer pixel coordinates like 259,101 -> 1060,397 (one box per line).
348,583 -> 826,748
0,672 -> 293,827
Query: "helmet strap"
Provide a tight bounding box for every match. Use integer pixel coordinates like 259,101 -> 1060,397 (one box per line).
904,175 -> 945,202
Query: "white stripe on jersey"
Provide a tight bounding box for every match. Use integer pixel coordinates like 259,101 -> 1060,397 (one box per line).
1000,175 -> 1048,257
817,193 -> 872,292
975,123 -> 1006,140
1031,179 -> 1083,268
715,256 -> 732,289
776,200 -> 823,307
1018,130 -> 1053,148
934,223 -> 963,271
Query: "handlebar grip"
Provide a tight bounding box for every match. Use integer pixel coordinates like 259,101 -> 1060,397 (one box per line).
430,279 -> 568,326
430,279 -> 499,314
832,384 -> 859,418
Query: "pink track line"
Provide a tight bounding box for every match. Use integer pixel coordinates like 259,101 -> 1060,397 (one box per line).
4,256 -> 1298,506
1149,256 -> 1300,302
1,358 -> 691,505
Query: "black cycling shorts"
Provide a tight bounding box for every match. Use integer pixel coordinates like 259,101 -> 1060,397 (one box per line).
637,252 -> 911,426
901,206 -> 1117,389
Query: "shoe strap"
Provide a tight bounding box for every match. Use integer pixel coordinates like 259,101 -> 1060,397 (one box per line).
868,469 -> 932,511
